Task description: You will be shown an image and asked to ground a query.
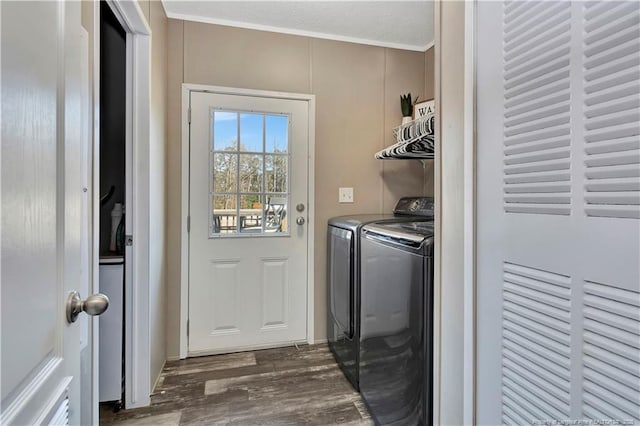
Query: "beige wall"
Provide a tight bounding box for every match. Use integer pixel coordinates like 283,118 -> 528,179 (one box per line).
136,0 -> 169,391
139,0 -> 169,391
166,20 -> 434,357
138,0 -> 150,25
425,47 -> 435,102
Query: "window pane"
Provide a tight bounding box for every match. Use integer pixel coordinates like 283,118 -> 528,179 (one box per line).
213,111 -> 237,151
265,115 -> 288,153
240,113 -> 263,152
239,194 -> 263,234
212,194 -> 237,235
239,193 -> 262,210
265,195 -> 288,234
213,153 -> 237,193
265,155 -> 288,193
209,111 -> 290,237
239,154 -> 263,193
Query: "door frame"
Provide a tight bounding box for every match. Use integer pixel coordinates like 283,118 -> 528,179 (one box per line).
462,1 -> 476,423
433,1 -> 477,424
179,84 -> 316,359
94,0 -> 152,409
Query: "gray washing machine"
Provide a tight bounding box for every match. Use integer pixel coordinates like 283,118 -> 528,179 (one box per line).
326,197 -> 434,392
359,220 -> 434,425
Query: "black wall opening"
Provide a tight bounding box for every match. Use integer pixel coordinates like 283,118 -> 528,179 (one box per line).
99,0 -> 126,255
98,1 -> 127,410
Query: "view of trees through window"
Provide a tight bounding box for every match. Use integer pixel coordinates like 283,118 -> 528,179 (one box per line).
210,110 -> 289,234
212,146 -> 288,209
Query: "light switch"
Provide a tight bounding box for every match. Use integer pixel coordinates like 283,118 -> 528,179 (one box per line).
339,187 -> 354,203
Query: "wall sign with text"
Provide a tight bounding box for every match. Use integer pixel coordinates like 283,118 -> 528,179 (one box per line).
414,100 -> 435,119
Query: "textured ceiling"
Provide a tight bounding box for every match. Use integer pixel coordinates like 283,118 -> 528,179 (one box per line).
161,1 -> 434,51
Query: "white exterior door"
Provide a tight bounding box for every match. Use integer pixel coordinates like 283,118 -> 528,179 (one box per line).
1,1 -> 95,425
476,1 -> 640,424
188,91 -> 311,355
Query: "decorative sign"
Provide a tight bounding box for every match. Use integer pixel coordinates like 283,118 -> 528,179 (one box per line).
414,100 -> 435,119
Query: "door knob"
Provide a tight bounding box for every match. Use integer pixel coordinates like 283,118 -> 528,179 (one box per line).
66,291 -> 109,323
296,217 -> 305,226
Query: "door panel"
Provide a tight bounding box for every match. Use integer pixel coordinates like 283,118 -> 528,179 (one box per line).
1,1 -> 86,424
1,0 -> 61,397
209,260 -> 241,334
477,1 -> 640,424
188,91 -> 310,354
261,258 -> 289,329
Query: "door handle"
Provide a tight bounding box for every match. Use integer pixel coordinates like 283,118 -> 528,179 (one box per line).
66,291 -> 110,323
296,217 -> 305,226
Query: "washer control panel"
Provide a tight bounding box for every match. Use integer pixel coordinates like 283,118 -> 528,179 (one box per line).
393,197 -> 435,217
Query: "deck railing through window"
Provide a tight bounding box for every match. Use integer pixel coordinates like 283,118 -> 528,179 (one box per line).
213,207 -> 285,234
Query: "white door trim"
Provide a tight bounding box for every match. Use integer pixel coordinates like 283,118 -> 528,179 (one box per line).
90,2 -> 100,423
179,83 -> 316,359
433,1 -> 477,424
98,0 -> 151,409
462,1 -> 477,424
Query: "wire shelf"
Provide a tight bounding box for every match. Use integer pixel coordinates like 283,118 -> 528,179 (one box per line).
375,114 -> 435,160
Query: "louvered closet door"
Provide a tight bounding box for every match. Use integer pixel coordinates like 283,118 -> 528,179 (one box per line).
476,2 -> 640,424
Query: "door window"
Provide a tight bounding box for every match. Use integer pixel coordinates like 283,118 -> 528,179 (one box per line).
210,110 -> 290,236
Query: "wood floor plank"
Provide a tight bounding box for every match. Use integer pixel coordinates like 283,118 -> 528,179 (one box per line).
162,362 -> 277,386
204,363 -> 345,395
163,352 -> 257,377
255,345 -> 338,372
102,411 -> 183,426
188,401 -> 363,426
178,394 -> 363,425
101,344 -> 371,425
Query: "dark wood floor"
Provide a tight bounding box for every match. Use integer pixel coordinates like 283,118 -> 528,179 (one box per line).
100,344 -> 373,425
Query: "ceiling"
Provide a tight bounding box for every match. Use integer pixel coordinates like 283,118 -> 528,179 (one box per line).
161,1 -> 434,52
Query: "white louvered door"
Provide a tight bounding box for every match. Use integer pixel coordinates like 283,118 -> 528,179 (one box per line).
476,1 -> 640,424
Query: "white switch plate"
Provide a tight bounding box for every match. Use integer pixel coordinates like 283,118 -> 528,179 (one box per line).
339,187 -> 354,203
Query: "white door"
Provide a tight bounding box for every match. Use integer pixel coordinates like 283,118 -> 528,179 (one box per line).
188,91 -> 311,355
78,25 -> 96,425
1,1 -> 100,424
476,1 -> 640,424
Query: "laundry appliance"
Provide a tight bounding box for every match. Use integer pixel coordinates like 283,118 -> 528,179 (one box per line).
326,197 -> 434,391
359,220 -> 434,425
